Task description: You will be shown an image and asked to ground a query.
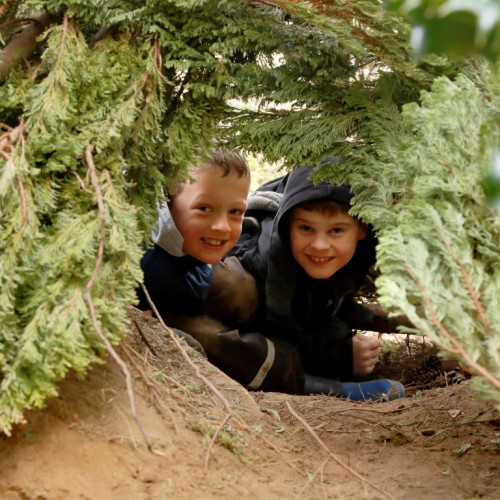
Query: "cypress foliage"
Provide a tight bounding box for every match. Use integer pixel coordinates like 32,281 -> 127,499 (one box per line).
0,0 -> 498,433
331,64 -> 500,403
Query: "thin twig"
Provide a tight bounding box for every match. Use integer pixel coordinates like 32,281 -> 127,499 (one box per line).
83,145 -> 153,451
139,282 -> 237,417
119,341 -> 179,436
404,266 -> 500,391
16,176 -> 28,227
72,171 -> 92,193
139,282 -> 244,468
294,456 -> 329,500
204,413 -> 231,469
440,234 -> 490,335
131,316 -> 159,357
306,404 -> 408,426
286,401 -> 396,500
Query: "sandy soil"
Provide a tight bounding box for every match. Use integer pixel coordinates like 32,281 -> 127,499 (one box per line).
0,308 -> 498,500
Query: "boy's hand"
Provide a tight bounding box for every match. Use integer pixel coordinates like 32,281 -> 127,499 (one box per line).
246,191 -> 282,212
352,333 -> 381,377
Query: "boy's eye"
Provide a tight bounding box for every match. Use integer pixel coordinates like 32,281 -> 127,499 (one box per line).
299,225 -> 313,232
197,205 -> 211,213
229,208 -> 244,216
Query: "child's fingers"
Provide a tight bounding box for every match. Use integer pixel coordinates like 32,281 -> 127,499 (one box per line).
352,334 -> 381,375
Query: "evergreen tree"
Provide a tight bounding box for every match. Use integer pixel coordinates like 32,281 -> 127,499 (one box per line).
0,0 -> 498,434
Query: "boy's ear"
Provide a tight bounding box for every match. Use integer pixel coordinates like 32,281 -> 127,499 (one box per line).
358,222 -> 368,241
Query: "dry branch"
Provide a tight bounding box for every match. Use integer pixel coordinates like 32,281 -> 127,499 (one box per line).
83,144 -> 153,452
139,282 -> 255,468
0,10 -> 63,82
286,401 -> 396,500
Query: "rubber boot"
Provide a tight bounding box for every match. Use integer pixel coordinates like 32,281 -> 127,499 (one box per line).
304,374 -> 405,402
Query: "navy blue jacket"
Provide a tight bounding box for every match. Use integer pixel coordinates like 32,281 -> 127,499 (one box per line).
136,202 -> 212,317
137,245 -> 212,316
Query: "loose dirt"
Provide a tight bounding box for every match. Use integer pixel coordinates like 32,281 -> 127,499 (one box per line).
1,308 -> 498,499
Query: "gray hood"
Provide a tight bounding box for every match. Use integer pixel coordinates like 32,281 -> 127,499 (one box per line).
152,202 -> 186,257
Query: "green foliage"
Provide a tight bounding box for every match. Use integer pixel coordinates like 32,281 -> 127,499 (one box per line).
386,0 -> 500,61
0,0 -> 499,433
386,0 -> 500,210
318,63 -> 500,407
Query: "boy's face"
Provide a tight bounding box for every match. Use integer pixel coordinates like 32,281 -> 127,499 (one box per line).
169,165 -> 250,264
289,207 -> 367,279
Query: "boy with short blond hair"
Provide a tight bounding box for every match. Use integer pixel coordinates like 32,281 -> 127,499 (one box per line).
136,148 -> 251,318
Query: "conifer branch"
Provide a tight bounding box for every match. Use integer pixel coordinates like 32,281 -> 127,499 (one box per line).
112,73 -> 149,128
439,231 -> 491,336
30,12 -> 69,133
55,12 -> 68,68
0,10 -> 63,82
83,144 -> 153,452
404,266 -> 500,391
0,119 -> 28,228
16,175 -> 27,227
154,38 -> 162,70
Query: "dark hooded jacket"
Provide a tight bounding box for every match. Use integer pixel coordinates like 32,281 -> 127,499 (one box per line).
230,164 -> 377,379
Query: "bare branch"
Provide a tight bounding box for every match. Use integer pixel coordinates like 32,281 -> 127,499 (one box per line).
0,118 -> 24,161
440,234 -> 490,335
83,145 -> 153,452
139,282 -> 238,417
286,401 -> 396,500
204,413 -> 231,470
0,18 -> 37,30
0,11 -> 64,82
119,341 -> 179,439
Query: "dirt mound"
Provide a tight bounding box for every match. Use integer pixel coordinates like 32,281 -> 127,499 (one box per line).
0,308 -> 498,499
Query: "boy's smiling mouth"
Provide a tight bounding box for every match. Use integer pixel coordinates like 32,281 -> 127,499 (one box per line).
202,238 -> 226,248
308,255 -> 334,264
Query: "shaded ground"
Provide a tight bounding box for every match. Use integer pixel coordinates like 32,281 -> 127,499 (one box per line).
1,308 -> 499,499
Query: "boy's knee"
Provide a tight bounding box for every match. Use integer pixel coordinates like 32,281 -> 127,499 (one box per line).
166,314 -> 229,354
165,313 -> 305,394
203,256 -> 259,325
215,331 -> 304,394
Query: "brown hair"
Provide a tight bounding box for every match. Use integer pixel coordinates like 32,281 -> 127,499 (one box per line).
208,147 -> 249,178
294,199 -> 350,216
168,148 -> 249,199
